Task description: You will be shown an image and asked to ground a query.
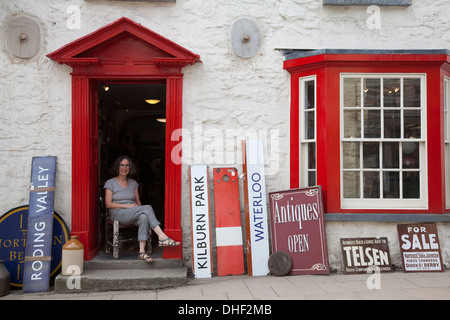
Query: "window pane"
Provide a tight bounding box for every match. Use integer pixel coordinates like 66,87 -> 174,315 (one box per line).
403,172 -> 420,198
363,142 -> 379,168
343,142 -> 360,168
383,172 -> 400,198
344,171 -> 360,198
384,110 -> 401,138
308,171 -> 316,187
383,142 -> 399,168
403,78 -> 421,108
344,110 -> 361,138
364,171 -> 380,198
364,110 -> 381,138
384,78 -> 401,108
305,111 -> 315,139
308,142 -> 316,169
364,79 -> 380,108
344,78 -> 361,108
305,80 -> 315,110
404,109 -> 421,139
402,142 -> 419,169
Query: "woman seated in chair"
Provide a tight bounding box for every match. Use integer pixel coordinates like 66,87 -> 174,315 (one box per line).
104,155 -> 180,263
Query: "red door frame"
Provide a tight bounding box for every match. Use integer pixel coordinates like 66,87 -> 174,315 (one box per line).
47,18 -> 200,260
284,51 -> 450,215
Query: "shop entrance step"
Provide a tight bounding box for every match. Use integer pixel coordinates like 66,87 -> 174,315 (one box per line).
54,249 -> 188,293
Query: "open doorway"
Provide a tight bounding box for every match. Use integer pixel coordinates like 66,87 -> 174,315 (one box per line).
97,82 -> 166,250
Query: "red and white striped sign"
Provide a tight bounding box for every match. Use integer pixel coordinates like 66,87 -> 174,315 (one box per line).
213,167 -> 245,276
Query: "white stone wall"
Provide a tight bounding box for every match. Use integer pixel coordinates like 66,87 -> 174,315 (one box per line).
1,0 -> 449,271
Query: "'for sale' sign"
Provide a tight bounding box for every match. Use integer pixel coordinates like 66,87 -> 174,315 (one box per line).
397,223 -> 443,272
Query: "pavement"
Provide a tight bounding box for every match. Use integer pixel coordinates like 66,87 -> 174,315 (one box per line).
2,269 -> 450,301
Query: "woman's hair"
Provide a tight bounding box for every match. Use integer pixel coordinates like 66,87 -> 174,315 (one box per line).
112,155 -> 136,176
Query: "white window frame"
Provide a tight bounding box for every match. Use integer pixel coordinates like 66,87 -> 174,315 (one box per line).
340,73 -> 428,209
299,75 -> 317,187
445,77 -> 450,209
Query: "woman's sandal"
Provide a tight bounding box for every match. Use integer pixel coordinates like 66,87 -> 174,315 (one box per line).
158,237 -> 181,247
138,252 -> 154,263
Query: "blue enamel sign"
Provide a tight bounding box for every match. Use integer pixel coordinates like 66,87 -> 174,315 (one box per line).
23,156 -> 57,293
0,206 -> 69,288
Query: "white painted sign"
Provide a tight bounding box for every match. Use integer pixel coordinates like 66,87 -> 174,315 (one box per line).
243,139 -> 270,276
189,165 -> 212,278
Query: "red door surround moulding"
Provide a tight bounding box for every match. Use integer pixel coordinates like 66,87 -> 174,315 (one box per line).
48,17 -> 200,260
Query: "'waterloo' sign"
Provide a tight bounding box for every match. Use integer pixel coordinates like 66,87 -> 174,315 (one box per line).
242,139 -> 270,276
269,186 -> 329,275
23,156 -> 57,293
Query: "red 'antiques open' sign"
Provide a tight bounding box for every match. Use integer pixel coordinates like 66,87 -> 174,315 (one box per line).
269,187 -> 329,275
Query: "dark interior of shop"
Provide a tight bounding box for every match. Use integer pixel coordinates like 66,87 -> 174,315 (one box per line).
97,83 -> 166,249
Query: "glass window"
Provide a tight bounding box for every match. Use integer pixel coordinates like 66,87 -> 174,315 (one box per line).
341,75 -> 426,208
300,76 -> 316,187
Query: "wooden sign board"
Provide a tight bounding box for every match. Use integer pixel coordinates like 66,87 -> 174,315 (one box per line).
341,237 -> 392,274
242,139 -> 270,276
269,186 -> 329,275
23,156 -> 57,293
189,165 -> 212,278
397,223 -> 444,272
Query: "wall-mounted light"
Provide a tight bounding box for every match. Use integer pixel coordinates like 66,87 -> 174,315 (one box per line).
156,118 -> 166,123
145,99 -> 160,105
104,86 -> 109,91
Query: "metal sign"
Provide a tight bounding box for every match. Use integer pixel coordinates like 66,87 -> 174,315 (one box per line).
231,18 -> 262,59
23,156 -> 57,292
269,186 -> 329,275
323,0 -> 411,6
397,223 -> 444,272
242,140 -> 270,276
213,167 -> 245,276
341,237 -> 392,274
189,165 -> 212,278
0,206 -> 69,287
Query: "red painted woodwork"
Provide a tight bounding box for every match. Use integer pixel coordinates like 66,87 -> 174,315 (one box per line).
47,17 -> 200,260
285,52 -> 450,215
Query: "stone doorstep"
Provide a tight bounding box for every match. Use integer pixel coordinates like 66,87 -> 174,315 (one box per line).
54,265 -> 188,293
54,255 -> 188,293
84,257 -> 184,270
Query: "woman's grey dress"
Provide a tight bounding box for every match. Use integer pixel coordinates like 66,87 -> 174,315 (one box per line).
104,178 -> 160,241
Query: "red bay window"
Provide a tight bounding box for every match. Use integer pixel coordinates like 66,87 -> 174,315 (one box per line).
284,49 -> 450,215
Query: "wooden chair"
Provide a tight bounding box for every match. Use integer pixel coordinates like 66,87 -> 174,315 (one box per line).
100,189 -> 152,259
105,212 -> 152,259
